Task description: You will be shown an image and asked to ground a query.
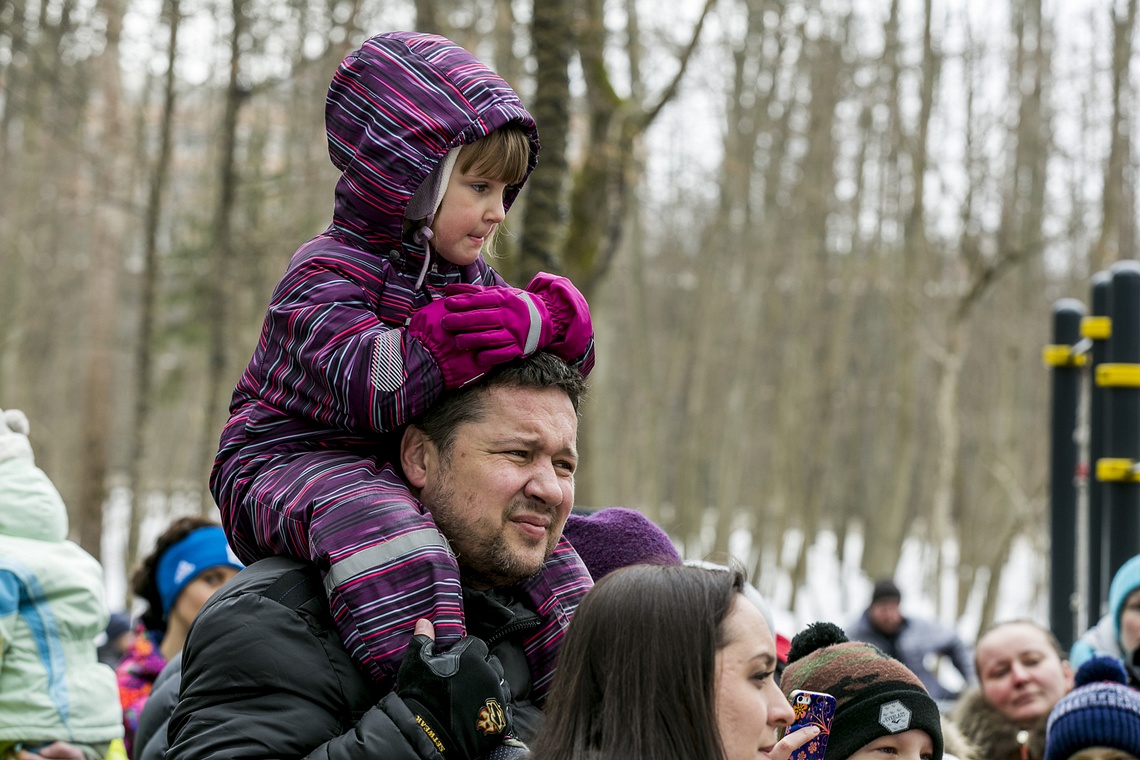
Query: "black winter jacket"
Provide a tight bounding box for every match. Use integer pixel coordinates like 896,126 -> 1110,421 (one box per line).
166,556 -> 545,759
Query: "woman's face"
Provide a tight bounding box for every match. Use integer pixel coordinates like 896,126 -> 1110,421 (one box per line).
847,730 -> 935,760
1068,748 -> 1140,760
976,622 -> 1073,725
1119,588 -> 1140,655
714,595 -> 795,760
169,565 -> 240,630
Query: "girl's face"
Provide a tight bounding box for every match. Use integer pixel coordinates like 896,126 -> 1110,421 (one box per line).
1068,749 -> 1140,760
430,163 -> 509,266
1119,588 -> 1140,654
847,731 -> 935,760
714,595 -> 795,760
976,622 -> 1073,725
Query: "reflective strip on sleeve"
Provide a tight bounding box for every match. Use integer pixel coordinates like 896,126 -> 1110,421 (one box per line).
323,527 -> 453,596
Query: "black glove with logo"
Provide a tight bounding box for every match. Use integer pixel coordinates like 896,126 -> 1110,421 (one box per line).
396,632 -> 513,759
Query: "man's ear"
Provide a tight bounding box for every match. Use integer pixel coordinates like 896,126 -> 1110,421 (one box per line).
401,425 -> 431,489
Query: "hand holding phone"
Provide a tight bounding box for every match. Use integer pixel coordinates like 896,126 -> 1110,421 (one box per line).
784,690 -> 836,760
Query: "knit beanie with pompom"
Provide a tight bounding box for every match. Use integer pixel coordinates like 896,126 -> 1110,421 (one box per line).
780,622 -> 944,760
0,408 -> 34,463
1045,655 -> 1140,760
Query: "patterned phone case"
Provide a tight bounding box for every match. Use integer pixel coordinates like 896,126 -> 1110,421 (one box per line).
786,689 -> 837,760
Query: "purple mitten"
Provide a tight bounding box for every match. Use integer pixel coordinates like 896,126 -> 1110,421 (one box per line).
407,297 -> 493,389
524,273 -> 593,363
407,287 -> 551,390
437,286 -> 551,365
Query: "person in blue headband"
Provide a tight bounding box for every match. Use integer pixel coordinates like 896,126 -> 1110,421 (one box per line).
115,518 -> 242,757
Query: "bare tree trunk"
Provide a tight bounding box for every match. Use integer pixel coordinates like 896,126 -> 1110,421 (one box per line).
564,0 -> 716,295
76,0 -> 128,559
200,0 -> 247,511
862,0 -> 919,581
572,0 -> 716,507
492,0 -> 521,94
1091,0 -> 1137,271
910,0 -> 949,613
414,0 -> 448,36
517,0 -> 572,279
126,0 -> 181,572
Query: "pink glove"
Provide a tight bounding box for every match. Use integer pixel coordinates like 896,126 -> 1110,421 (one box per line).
407,286 -> 550,389
439,285 -> 552,361
524,272 -> 593,363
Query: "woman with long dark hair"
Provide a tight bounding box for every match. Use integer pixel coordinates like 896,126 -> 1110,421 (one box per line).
529,563 -> 814,760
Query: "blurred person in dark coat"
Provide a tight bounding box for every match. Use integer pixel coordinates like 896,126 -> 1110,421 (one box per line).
846,579 -> 974,701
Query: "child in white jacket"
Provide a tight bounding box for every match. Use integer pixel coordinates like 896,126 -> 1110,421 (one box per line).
0,408 -> 123,760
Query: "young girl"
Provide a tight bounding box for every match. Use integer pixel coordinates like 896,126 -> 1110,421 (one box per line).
210,31 -> 595,694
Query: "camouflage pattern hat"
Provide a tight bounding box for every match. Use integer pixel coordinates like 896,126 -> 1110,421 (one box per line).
780,622 -> 944,760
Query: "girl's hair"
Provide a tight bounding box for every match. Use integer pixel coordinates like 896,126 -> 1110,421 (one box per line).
130,515 -> 220,632
458,123 -> 531,185
456,124 -> 531,258
528,564 -> 745,760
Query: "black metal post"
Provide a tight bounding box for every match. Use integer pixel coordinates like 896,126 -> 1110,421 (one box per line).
1086,272 -> 1111,626
1102,261 -> 1140,584
1049,299 -> 1085,651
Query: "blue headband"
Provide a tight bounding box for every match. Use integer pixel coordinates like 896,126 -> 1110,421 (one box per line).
155,526 -> 243,618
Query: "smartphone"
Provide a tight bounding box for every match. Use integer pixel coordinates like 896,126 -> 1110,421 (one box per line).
784,690 -> 837,760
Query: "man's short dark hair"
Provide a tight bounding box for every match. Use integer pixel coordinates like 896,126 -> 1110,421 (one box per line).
417,352 -> 586,458
871,579 -> 901,604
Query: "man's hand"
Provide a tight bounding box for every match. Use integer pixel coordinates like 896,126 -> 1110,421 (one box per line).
396,619 -> 512,759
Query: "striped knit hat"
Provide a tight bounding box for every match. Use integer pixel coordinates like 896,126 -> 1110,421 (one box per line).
781,622 -> 943,760
1044,656 -> 1140,760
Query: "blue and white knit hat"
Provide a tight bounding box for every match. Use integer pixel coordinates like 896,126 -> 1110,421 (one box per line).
1045,655 -> 1140,760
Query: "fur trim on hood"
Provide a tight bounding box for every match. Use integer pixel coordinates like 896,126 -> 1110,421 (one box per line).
951,688 -> 1047,760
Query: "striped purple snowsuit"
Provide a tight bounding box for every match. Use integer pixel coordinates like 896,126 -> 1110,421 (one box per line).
210,31 -> 593,700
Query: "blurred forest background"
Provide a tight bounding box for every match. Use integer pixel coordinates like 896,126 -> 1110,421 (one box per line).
0,0 -> 1128,633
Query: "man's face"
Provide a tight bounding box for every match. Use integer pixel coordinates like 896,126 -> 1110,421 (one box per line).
405,385 -> 578,588
868,598 -> 903,634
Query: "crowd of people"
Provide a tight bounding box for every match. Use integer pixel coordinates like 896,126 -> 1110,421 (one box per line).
6,28 -> 1140,760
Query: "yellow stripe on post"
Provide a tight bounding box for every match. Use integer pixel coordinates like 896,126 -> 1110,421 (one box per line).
1043,345 -> 1087,368
1096,363 -> 1140,387
1082,315 -> 1112,340
1097,458 -> 1140,483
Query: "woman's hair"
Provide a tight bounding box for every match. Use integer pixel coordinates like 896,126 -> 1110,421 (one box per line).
528,564 -> 745,760
456,123 -> 531,258
130,515 -> 219,632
